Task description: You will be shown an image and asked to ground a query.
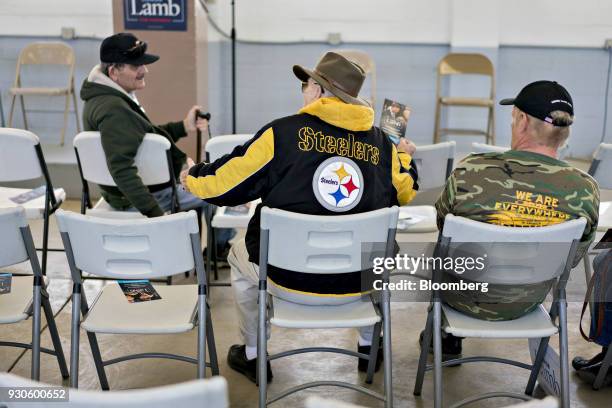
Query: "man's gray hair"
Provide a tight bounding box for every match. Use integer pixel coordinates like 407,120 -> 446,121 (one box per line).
100,62 -> 124,76
528,110 -> 573,149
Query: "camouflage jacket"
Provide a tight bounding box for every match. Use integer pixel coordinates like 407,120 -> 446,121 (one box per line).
436,150 -> 599,266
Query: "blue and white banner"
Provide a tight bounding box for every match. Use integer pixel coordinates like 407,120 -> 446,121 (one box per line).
124,0 -> 187,31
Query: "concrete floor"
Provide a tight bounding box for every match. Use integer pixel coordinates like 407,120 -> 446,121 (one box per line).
2,186 -> 612,407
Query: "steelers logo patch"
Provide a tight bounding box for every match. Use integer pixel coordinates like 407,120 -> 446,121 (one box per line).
313,157 -> 364,212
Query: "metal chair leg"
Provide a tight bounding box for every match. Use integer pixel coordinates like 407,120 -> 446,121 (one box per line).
42,294 -> 69,378
197,291 -> 207,378
365,322 -> 382,384
19,95 -> 28,129
433,100 -> 442,144
0,90 -> 5,126
206,304 -> 220,375
41,210 -> 50,276
80,291 -> 109,390
258,285 -> 268,407
558,299 -> 570,408
525,337 -> 550,395
8,95 -> 16,126
414,308 -> 434,396
433,301 -> 443,408
60,93 -> 70,146
31,279 -> 42,380
69,290 -> 81,388
382,289 -> 393,408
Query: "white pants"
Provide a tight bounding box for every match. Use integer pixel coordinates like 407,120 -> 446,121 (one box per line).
228,238 -> 375,347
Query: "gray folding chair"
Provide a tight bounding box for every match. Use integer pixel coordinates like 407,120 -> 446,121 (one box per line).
204,134 -> 255,283
414,214 -> 585,408
0,372 -> 229,408
398,141 -> 455,233
56,210 -> 219,389
0,128 -> 65,276
257,206 -> 398,407
0,207 -> 68,381
580,146 -> 612,392
73,131 -> 183,284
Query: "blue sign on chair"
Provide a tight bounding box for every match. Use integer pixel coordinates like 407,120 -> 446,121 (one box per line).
124,0 -> 187,31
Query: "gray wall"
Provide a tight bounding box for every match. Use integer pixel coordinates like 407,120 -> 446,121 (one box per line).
1,36 -> 610,164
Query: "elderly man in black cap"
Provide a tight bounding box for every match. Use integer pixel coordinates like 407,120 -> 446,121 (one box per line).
81,32 -> 234,257
182,52 -> 419,382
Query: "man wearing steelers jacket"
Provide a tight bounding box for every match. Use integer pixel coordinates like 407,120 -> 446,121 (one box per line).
182,52 -> 418,383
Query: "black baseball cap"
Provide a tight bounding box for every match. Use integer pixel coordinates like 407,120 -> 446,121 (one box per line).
500,80 -> 574,127
100,33 -> 159,65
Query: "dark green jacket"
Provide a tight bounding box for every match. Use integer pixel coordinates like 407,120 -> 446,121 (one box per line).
80,68 -> 187,217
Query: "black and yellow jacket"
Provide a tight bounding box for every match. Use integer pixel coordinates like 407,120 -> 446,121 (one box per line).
187,97 -> 418,295
81,65 -> 187,217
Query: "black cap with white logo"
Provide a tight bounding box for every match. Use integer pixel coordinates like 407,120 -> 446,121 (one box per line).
100,33 -> 159,65
500,80 -> 574,127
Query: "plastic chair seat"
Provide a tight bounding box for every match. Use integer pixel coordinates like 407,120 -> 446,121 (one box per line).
211,199 -> 260,229
0,187 -> 65,219
397,205 -> 438,233
440,96 -> 494,107
598,201 -> 612,232
82,283 -> 198,334
9,87 -> 70,96
0,276 -> 48,324
270,297 -> 381,329
92,197 -> 115,211
442,304 -> 558,339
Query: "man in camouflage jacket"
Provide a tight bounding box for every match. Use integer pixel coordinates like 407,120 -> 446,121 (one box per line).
436,81 -> 599,328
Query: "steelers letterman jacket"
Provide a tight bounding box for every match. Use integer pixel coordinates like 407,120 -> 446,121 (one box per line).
186,97 -> 418,296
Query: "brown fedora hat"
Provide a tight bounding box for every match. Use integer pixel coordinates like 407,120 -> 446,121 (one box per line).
293,52 -> 368,106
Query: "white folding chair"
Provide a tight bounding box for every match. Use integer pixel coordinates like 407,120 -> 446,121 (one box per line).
588,143 -> 612,231
73,131 -> 179,216
413,214 -> 585,408
56,210 -> 219,389
398,141 -> 455,233
0,128 -> 65,275
73,131 -> 184,284
257,207 -> 398,407
204,134 -> 257,283
0,372 -> 229,408
0,207 -> 68,380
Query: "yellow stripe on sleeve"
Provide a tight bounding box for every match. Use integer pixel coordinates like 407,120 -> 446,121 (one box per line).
391,146 -> 416,205
186,127 -> 275,199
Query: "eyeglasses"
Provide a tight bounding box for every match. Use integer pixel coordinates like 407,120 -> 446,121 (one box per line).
122,40 -> 147,59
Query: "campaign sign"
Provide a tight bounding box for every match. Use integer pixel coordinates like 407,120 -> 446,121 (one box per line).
124,0 -> 187,31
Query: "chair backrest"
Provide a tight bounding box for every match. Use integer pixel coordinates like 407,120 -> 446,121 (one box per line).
18,42 -> 75,66
438,53 -> 494,77
335,49 -> 376,107
205,134 -> 253,162
260,206 -> 398,274
0,128 -> 44,182
14,42 -> 75,89
0,372 -> 229,408
73,131 -> 172,186
411,141 -> 456,190
589,143 -> 612,189
436,53 -> 495,100
440,214 -> 585,285
0,207 -> 30,268
56,210 -> 200,280
471,142 -> 509,154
